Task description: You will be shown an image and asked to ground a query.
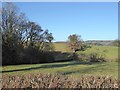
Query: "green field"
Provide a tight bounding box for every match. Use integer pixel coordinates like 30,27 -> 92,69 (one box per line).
1,61 -> 118,78
54,43 -> 118,61
1,43 -> 118,79
78,45 -> 118,61
53,43 -> 71,52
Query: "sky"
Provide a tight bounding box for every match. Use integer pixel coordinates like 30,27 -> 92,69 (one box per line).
13,2 -> 118,41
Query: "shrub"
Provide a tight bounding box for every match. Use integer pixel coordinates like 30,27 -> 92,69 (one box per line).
88,52 -> 106,62
2,44 -> 23,65
21,47 -> 55,64
2,46 -> 55,65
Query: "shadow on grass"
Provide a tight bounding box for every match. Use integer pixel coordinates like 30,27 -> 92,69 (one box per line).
61,64 -> 106,75
1,61 -> 103,73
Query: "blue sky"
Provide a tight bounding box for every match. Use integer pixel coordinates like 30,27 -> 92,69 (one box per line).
13,2 -> 118,41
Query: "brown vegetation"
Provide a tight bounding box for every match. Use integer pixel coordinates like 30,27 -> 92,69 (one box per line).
1,73 -> 119,88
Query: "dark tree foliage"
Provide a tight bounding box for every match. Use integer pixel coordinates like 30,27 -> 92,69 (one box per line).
1,3 -> 54,65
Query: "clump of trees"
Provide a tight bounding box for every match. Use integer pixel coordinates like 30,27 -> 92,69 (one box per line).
1,3 -> 55,65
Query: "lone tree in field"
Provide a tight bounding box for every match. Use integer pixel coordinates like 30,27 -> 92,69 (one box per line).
67,34 -> 83,52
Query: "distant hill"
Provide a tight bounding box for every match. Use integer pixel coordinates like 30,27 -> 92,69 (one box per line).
85,40 -> 114,46
54,40 -> 114,46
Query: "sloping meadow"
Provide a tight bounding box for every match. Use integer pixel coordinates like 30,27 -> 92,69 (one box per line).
1,73 -> 119,88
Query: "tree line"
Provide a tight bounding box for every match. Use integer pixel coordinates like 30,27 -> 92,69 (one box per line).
1,3 -> 85,65
1,3 -> 55,65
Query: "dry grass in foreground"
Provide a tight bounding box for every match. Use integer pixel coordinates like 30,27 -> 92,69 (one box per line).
1,73 -> 119,88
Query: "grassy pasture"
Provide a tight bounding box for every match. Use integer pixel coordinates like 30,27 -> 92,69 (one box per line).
78,45 -> 118,61
54,42 -> 118,61
1,61 -> 118,78
53,42 -> 71,52
1,43 -> 118,79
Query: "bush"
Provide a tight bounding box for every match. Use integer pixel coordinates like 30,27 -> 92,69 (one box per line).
2,46 -> 55,65
88,52 -> 106,62
2,43 -> 22,65
20,47 -> 55,64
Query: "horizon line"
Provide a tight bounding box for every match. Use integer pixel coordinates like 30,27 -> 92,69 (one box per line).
53,39 -> 116,42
